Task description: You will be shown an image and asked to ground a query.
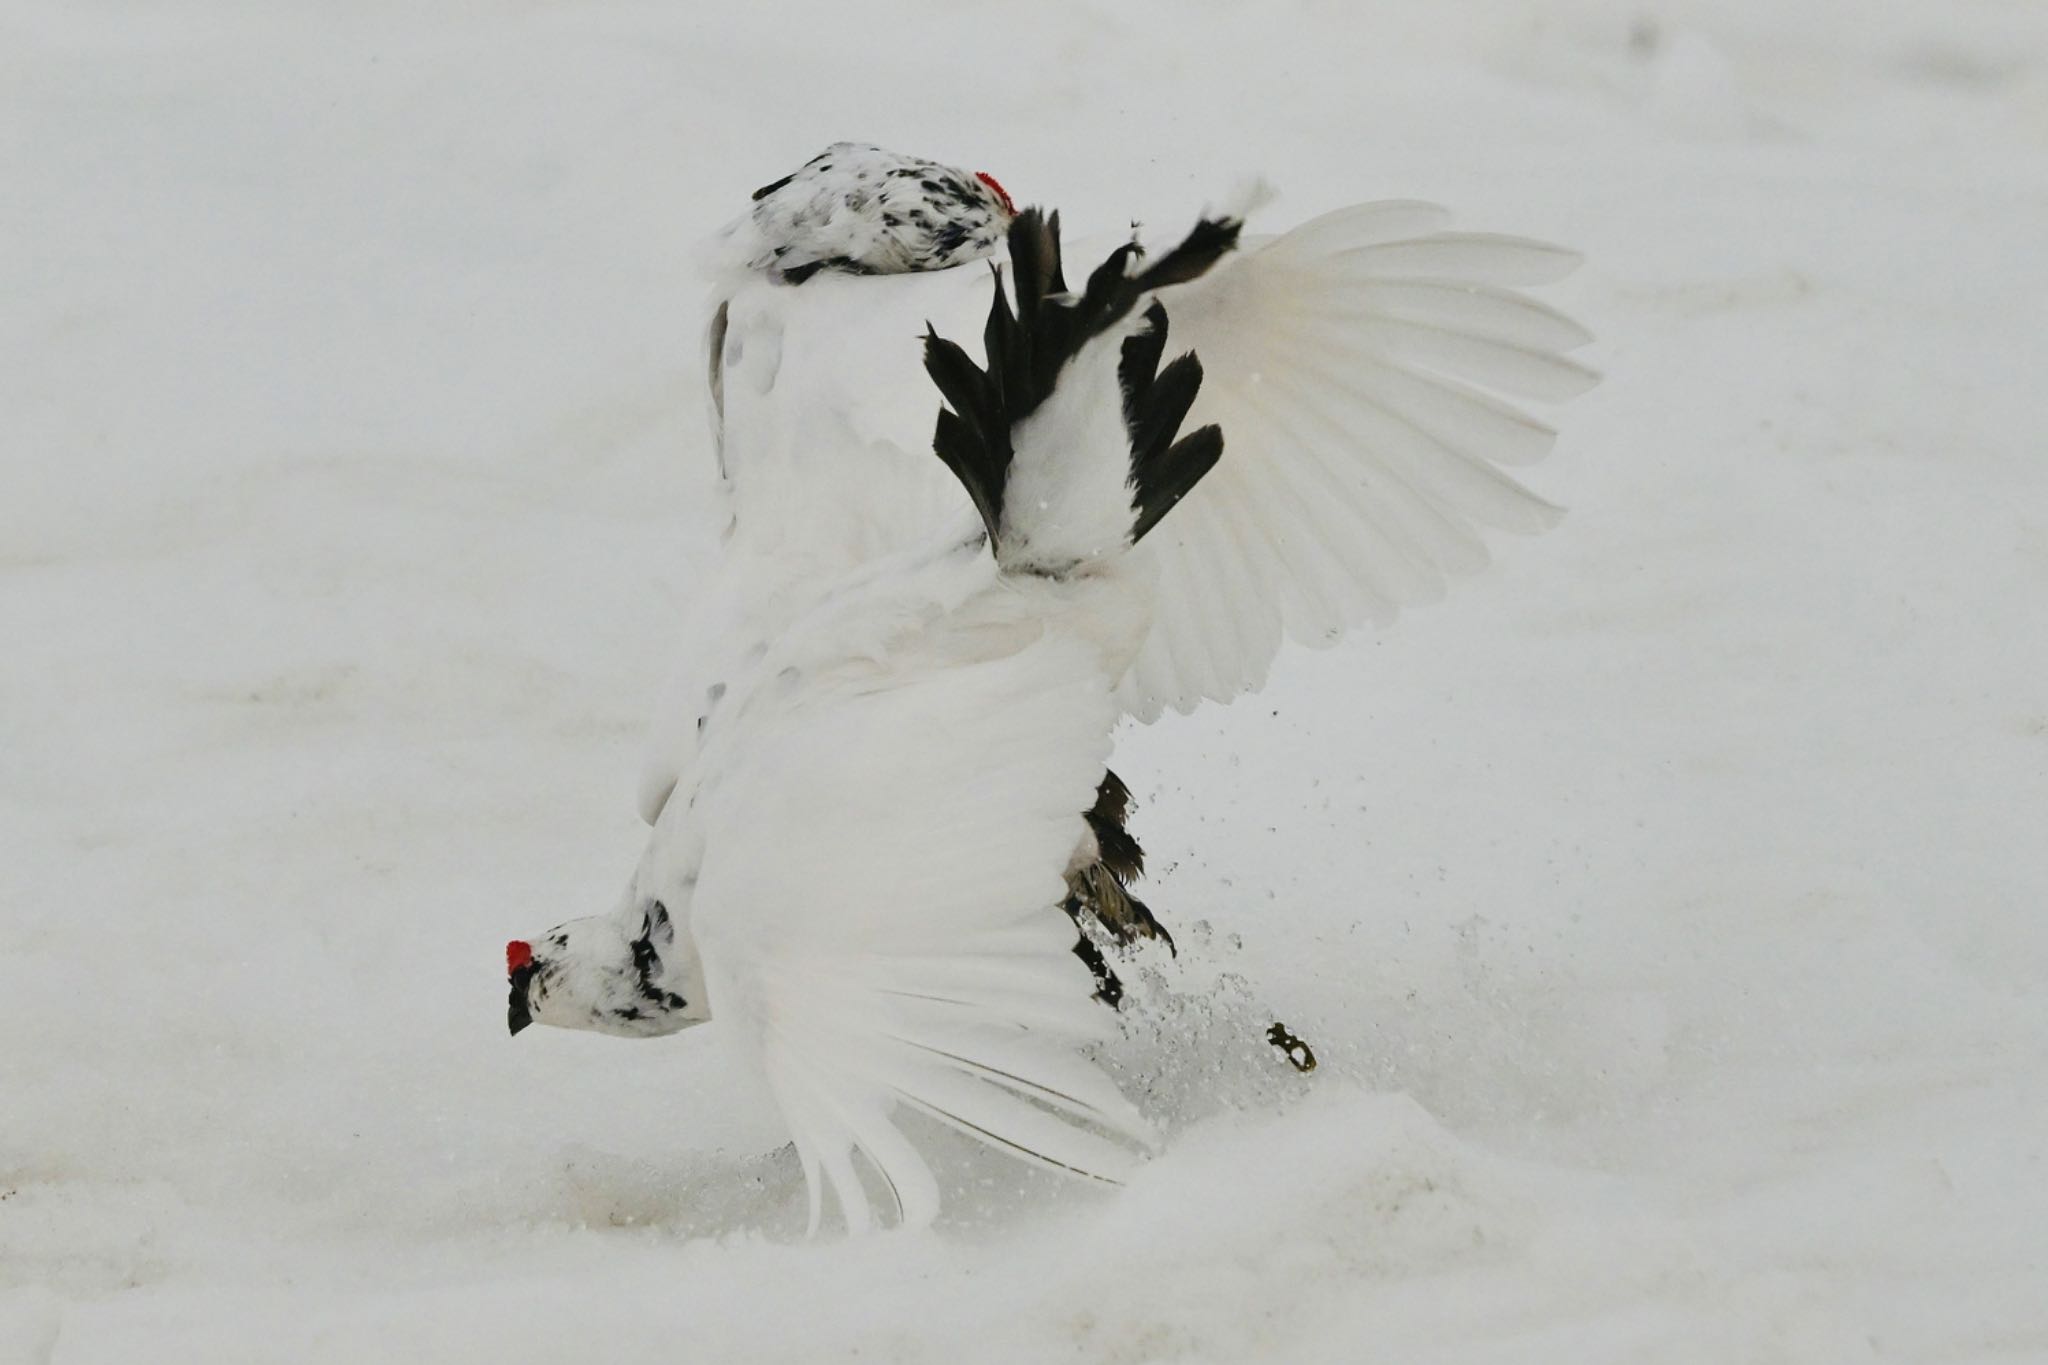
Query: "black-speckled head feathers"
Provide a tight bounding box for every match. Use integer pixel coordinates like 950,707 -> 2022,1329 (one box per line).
504,901 -> 701,1040
738,143 -> 1018,283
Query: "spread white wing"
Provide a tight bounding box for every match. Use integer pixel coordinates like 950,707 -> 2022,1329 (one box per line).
687,632 -> 1152,1233
694,200 -> 1591,730
1113,201 -> 1597,718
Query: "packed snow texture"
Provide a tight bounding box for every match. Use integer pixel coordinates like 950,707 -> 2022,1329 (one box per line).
4,1 -> 2046,1361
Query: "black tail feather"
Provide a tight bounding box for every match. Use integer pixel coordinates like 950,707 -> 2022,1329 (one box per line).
926,331 -> 1006,542
1132,423 -> 1223,544
1120,314 -> 1226,542
1131,215 -> 1243,291
924,206 -> 1241,566
1129,345 -> 1203,465
1117,302 -> 1168,413
1086,769 -> 1143,882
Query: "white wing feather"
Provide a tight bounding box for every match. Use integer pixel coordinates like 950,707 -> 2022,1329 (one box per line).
687,633 -> 1152,1233
692,200 -> 1591,732
1115,202 -> 1596,718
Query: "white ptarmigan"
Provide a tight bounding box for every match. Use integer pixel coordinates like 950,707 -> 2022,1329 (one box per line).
505,147 -> 1595,1231
509,209 -> 1240,1233
644,143 -> 1595,955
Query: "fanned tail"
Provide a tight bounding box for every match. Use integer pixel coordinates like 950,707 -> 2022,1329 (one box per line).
696,637 -> 1154,1235
924,208 -> 1240,577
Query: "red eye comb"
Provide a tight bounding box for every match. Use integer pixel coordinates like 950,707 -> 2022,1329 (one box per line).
506,940 -> 533,973
975,171 -> 1016,217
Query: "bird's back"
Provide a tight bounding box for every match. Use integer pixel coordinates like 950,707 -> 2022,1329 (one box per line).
715,264 -> 993,574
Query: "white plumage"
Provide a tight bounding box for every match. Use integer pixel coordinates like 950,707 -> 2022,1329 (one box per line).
681,547 -> 1161,1232
692,610 -> 1145,1233
1111,201 -> 1593,717
647,185 -> 1593,824
510,149 -> 1595,1234
512,213 -> 1238,1231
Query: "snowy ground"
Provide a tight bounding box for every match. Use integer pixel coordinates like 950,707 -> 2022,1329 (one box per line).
5,0 -> 2047,1360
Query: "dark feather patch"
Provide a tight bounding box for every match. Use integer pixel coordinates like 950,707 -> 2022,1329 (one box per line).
1132,215 -> 1244,290
1066,769 -> 1174,958
1066,925 -> 1123,1008
1132,423 -> 1224,544
1086,769 -> 1142,882
629,917 -> 688,1012
1117,302 -> 1169,426
1128,351 -> 1204,473
926,329 -> 1007,541
707,300 -> 730,480
923,208 -> 1241,564
779,256 -> 876,286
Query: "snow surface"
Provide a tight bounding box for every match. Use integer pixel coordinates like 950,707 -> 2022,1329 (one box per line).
5,0 -> 2047,1360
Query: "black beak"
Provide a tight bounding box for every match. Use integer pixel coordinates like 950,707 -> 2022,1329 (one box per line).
507,964 -> 536,1036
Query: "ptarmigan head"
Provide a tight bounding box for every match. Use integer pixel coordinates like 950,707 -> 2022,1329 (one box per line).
505,900 -> 707,1039
720,141 -> 1018,283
